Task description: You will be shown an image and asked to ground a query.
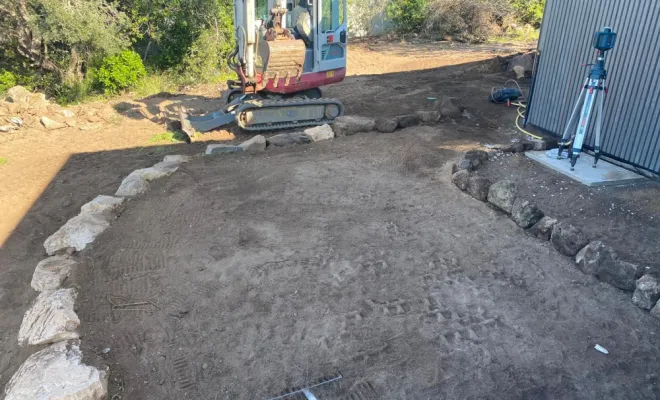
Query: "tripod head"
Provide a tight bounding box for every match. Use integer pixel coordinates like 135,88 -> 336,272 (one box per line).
593,27 -> 616,52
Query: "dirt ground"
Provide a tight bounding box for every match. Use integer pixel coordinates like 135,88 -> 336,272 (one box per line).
2,39 -> 660,399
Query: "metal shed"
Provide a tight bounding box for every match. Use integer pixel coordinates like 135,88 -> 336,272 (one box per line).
527,0 -> 660,173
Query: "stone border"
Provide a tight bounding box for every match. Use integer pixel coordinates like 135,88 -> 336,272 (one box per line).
5,107 -> 464,398
451,150 -> 660,321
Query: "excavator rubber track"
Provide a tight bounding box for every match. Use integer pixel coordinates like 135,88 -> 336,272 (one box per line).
235,97 -> 344,131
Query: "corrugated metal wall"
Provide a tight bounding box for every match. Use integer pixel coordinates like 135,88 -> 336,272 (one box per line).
528,0 -> 660,173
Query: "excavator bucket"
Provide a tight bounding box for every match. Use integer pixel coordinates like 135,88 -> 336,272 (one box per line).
260,39 -> 306,88
178,106 -> 237,141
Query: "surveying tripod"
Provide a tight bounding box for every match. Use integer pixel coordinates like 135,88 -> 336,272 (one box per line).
557,27 -> 617,170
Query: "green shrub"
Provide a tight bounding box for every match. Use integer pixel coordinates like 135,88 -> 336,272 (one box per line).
0,70 -> 17,93
386,0 -> 428,33
95,50 -> 147,93
510,0 -> 545,27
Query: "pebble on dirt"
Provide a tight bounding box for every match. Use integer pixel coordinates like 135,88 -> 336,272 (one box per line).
304,124 -> 334,142
452,170 -> 470,190
375,117 -> 398,133
331,115 -> 375,136
528,216 -> 557,241
4,341 -> 108,400
511,198 -> 544,229
550,222 -> 589,257
31,255 -> 77,292
267,132 -> 312,147
466,176 -> 491,202
18,288 -> 80,346
487,180 -> 517,214
397,114 -> 421,128
238,134 -> 267,151
632,275 -> 660,310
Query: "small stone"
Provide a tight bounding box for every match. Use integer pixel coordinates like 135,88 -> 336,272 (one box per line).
466,176 -> 491,202
331,115 -> 375,136
511,198 -> 544,228
632,275 -> 660,310
375,118 -> 398,133
267,132 -> 312,147
464,150 -> 488,163
31,256 -> 77,292
40,116 -> 66,130
102,347 -> 111,354
59,109 -> 75,118
528,216 -> 557,241
4,341 -> 108,400
487,180 -> 517,214
202,363 -> 208,369
206,144 -> 244,155
416,110 -> 441,123
451,170 -> 470,190
452,159 -> 473,174
551,222 -> 589,257
238,135 -> 267,151
396,114 -> 420,128
513,65 -> 525,79
303,124 -> 334,142
435,97 -> 464,119
163,155 -> 192,163
18,288 -> 80,346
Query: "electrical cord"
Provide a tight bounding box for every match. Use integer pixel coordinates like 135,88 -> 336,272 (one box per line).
491,80 -> 544,140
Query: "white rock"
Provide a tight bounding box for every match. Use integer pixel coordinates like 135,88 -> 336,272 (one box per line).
115,175 -> 150,197
163,154 -> 192,163
40,116 -> 66,130
31,256 -> 77,292
79,195 -> 124,216
59,109 -> 75,118
115,161 -> 179,197
5,341 -> 108,400
238,135 -> 267,152
304,124 -> 334,142
44,212 -> 111,255
18,288 -> 80,346
331,115 -> 376,136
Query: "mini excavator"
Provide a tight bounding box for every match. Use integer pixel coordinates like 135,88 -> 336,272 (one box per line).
179,0 -> 347,139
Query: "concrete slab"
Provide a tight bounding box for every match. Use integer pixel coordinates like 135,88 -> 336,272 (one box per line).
525,150 -> 646,187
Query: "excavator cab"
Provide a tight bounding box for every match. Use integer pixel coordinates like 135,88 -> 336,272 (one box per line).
179,0 -> 347,139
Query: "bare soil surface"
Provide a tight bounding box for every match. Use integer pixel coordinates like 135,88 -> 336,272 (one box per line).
2,38 -> 660,399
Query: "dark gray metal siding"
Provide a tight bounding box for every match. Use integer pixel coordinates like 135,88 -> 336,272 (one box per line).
528,0 -> 660,173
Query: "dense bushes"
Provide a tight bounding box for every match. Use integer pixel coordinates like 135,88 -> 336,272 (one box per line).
95,50 -> 147,93
386,0 -> 428,34
0,71 -> 17,94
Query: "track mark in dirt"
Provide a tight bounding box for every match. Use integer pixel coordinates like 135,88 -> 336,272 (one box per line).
172,356 -> 196,389
337,380 -> 379,400
107,249 -> 171,278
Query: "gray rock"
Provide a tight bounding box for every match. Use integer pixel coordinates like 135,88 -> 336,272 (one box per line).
436,97 -> 465,119
487,180 -> 517,214
31,256 -> 77,292
513,65 -> 525,79
416,110 -> 441,123
452,170 -> 470,190
452,159 -> 473,174
397,114 -> 420,129
44,212 -> 111,255
4,341 -> 108,400
464,150 -> 489,163
650,301 -> 660,320
375,118 -> 398,133
528,216 -> 557,241
115,175 -> 149,197
332,115 -> 375,136
551,222 -> 589,257
304,124 -> 334,142
115,162 -> 178,197
575,241 -> 617,275
206,144 -> 244,154
5,86 -> 31,103
508,52 -> 535,74
511,198 -> 544,229
163,154 -> 192,163
18,288 -> 79,346
238,135 -> 267,151
466,176 -> 491,202
598,259 -> 641,291
632,275 -> 660,310
40,116 -> 66,130
267,132 -> 312,147
79,195 -> 124,217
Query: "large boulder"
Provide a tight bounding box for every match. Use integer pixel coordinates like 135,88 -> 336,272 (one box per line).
44,212 -> 110,255
4,341 -> 108,400
115,175 -> 149,197
487,180 -> 517,214
466,176 -> 491,202
304,124 -> 334,142
31,256 -> 77,292
528,216 -> 557,241
452,170 -> 470,190
574,241 -> 642,291
18,288 -> 79,346
267,132 -> 312,147
511,198 -> 544,229
79,195 -> 124,217
632,275 -> 660,310
115,161 -> 179,197
238,135 -> 267,151
508,52 -> 535,75
436,97 -> 465,119
375,117 -> 398,133
332,115 -> 375,136
205,144 -> 244,155
575,241 -> 617,275
550,222 -> 589,257
397,114 -> 420,128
